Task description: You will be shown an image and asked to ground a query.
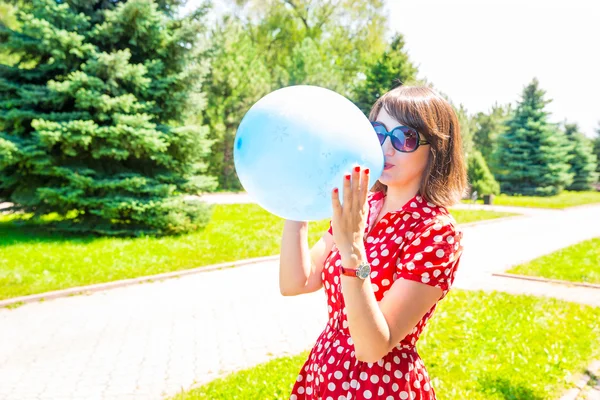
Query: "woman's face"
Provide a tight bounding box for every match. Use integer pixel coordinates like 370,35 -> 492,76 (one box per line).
374,108 -> 430,188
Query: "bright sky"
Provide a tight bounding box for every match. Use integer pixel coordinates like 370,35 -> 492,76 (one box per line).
387,0 -> 600,138
183,0 -> 600,138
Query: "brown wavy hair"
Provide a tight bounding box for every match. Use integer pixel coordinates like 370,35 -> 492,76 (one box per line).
368,85 -> 467,207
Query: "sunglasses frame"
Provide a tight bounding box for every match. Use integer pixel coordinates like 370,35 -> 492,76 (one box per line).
371,121 -> 430,153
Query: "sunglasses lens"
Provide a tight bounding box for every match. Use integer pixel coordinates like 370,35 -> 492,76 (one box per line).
371,123 -> 387,145
392,127 -> 419,152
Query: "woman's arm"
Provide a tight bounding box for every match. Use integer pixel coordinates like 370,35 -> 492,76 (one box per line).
279,220 -> 334,296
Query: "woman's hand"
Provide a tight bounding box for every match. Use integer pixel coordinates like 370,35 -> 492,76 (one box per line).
331,165 -> 370,262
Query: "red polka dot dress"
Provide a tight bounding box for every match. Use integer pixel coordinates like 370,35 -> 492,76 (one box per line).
290,190 -> 464,400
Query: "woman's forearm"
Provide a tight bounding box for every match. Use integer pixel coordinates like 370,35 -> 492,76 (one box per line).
279,220 -> 313,296
340,251 -> 391,363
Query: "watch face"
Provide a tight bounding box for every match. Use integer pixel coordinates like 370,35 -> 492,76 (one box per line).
357,263 -> 371,279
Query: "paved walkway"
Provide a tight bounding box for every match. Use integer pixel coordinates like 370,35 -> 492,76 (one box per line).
0,199 -> 599,400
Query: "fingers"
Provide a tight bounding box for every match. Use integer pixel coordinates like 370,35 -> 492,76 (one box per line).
360,166 -> 370,205
343,170 -> 352,213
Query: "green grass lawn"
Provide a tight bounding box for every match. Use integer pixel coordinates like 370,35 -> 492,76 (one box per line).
170,289 -> 600,400
507,237 -> 600,284
0,205 -> 513,300
463,190 -> 600,209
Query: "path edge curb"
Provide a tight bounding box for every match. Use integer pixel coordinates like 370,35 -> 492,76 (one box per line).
558,360 -> 600,400
0,255 -> 281,309
491,272 -> 600,289
0,214 -> 527,309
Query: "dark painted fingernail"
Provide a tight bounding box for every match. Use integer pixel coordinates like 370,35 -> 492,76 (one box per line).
345,174 -> 351,180
364,168 -> 369,174
354,166 -> 360,172
333,188 -> 338,193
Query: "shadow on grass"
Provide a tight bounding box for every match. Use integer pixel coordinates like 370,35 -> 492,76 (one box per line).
0,217 -> 126,247
477,375 -> 544,400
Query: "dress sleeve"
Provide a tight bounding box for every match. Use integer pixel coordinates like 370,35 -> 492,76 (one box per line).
327,219 -> 333,236
395,217 -> 463,299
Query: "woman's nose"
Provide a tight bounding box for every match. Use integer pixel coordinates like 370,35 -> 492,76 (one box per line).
381,136 -> 395,156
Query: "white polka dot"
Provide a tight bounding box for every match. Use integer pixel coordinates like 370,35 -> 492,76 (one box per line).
360,371 -> 368,381
412,238 -> 421,246
406,262 -> 415,270
298,386 -> 304,394
381,248 -> 390,256
364,390 -> 372,399
370,250 -> 378,258
372,284 -> 379,292
381,279 -> 390,286
447,236 -> 454,244
370,271 -> 378,279
291,395 -> 298,400
386,226 -> 394,234
344,361 -> 350,369
383,374 -> 390,383
436,249 -> 445,258
328,382 -> 336,391
306,387 -> 313,395
433,223 -> 442,230
378,387 -> 385,396
328,266 -> 334,274
334,370 -> 343,379
414,380 -> 421,388
421,272 -> 430,283
400,391 -> 409,399
350,379 -> 358,388
387,397 -> 394,400
423,207 -> 431,213
328,355 -> 335,364
424,246 -> 433,253
307,374 -> 313,382
412,212 -> 420,219
347,337 -> 353,345
343,319 -> 348,329
370,375 -> 379,384
367,236 -> 374,243
338,395 -> 346,400
433,235 -> 443,242
392,383 -> 399,392
424,382 -> 430,391
372,258 -> 380,266
342,381 -> 350,390
414,253 -> 423,260
385,362 -> 391,371
433,269 -> 441,277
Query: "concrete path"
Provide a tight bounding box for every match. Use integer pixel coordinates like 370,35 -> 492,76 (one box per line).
0,201 -> 599,400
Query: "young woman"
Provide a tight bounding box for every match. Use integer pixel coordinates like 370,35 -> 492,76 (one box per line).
279,85 -> 467,400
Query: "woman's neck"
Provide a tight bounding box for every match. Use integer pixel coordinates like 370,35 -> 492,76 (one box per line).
382,180 -> 421,212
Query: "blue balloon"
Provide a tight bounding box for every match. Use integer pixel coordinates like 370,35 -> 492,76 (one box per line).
233,85 -> 384,221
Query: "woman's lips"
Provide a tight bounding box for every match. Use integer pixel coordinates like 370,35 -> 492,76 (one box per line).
384,163 -> 394,170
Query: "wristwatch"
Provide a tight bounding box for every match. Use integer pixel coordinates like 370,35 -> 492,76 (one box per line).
341,260 -> 371,280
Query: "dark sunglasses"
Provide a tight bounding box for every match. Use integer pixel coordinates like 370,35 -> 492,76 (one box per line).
371,121 -> 430,153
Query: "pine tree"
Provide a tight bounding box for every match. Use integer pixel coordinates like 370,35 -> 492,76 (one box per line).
467,150 -> 500,198
494,78 -> 573,196
594,122 -> 600,176
473,102 -> 512,173
563,122 -> 598,190
352,33 -> 418,116
0,0 -> 216,236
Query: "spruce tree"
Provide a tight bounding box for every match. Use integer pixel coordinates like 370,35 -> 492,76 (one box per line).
594,122 -> 600,176
563,122 -> 598,191
467,150 -> 500,198
352,33 -> 418,116
494,78 -> 573,196
0,0 -> 216,236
